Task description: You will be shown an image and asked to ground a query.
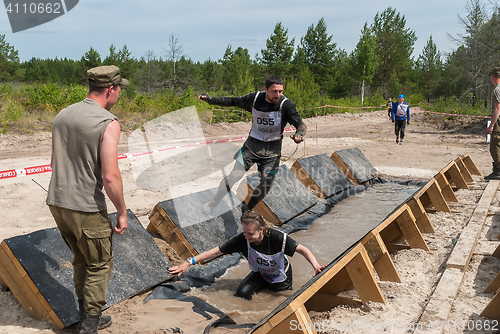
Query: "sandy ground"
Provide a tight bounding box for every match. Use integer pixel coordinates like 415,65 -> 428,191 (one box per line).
0,108 -> 499,334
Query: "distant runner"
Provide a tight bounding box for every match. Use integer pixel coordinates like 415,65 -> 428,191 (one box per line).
198,75 -> 307,215
386,98 -> 393,120
391,94 -> 410,145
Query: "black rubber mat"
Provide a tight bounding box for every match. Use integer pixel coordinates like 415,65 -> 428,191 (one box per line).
4,209 -> 172,327
156,188 -> 243,254
245,165 -> 318,224
295,153 -> 353,197
335,147 -> 378,183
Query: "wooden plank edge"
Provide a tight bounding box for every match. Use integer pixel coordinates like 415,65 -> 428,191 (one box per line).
414,267 -> 465,334
447,180 -> 500,270
330,152 -> 359,185
461,154 -> 481,176
0,241 -> 65,329
289,161 -> 326,199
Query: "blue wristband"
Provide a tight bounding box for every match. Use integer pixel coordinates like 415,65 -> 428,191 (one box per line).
187,257 -> 195,265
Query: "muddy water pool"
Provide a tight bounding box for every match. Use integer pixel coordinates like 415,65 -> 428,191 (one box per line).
187,182 -> 420,324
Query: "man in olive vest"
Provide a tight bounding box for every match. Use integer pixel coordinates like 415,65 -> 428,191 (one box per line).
46,65 -> 129,333
486,67 -> 500,180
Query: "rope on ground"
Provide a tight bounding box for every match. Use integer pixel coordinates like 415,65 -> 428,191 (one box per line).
282,144 -> 299,161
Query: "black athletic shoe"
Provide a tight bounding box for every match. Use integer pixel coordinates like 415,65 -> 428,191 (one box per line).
484,171 -> 500,180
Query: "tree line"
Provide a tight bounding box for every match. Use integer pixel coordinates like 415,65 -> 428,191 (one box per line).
0,1 -> 499,114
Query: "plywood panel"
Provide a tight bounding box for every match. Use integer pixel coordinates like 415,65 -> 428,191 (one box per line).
2,210 -> 172,328
243,165 -> 318,225
291,153 -> 353,198
332,147 -> 378,184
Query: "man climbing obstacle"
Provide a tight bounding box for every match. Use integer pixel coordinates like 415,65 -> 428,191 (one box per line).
198,75 -> 306,215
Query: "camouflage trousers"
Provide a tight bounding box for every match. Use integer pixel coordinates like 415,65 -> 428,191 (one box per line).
49,206 -> 113,315
491,120 -> 500,166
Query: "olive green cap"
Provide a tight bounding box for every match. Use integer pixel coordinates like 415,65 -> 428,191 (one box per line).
87,65 -> 130,88
489,67 -> 500,76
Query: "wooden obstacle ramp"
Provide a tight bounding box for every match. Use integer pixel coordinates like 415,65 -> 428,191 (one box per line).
433,157 -> 471,198
248,190 -> 436,334
247,155 -> 478,334
461,153 -> 481,176
481,289 -> 500,321
414,180 -> 499,333
484,266 -> 500,294
290,153 -> 353,198
330,147 -> 378,185
237,165 -> 318,226
0,210 -> 172,329
413,177 -> 451,214
148,188 -> 243,262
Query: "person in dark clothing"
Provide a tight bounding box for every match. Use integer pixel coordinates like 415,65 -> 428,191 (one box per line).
386,98 -> 393,120
168,211 -> 324,300
391,94 -> 410,145
198,75 -> 307,215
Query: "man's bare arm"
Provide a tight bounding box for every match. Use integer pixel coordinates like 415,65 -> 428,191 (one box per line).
100,120 -> 127,235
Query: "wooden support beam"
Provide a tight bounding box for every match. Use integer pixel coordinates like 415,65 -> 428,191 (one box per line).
493,244 -> 500,259
294,305 -> 316,334
345,248 -> 386,304
318,267 -> 353,296
146,222 -> 158,234
395,207 -> 430,251
290,161 -> 325,198
414,268 -> 465,334
426,180 -> 451,213
484,271 -> 500,294
0,241 -> 65,329
378,220 -> 405,245
480,289 -> 500,321
363,233 -> 402,283
0,266 -> 7,289
330,152 -> 359,185
407,198 -> 435,233
455,157 -> 474,184
269,243 -> 365,324
148,204 -> 198,260
259,304 -> 317,334
447,180 -> 499,270
434,172 -> 458,203
461,154 -> 481,176
445,163 -> 469,190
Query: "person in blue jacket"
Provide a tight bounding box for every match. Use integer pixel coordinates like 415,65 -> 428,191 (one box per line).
391,94 -> 410,145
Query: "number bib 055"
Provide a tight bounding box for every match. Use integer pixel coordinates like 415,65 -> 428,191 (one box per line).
249,109 -> 282,142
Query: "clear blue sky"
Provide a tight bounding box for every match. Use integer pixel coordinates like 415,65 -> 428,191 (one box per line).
0,0 -> 479,63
